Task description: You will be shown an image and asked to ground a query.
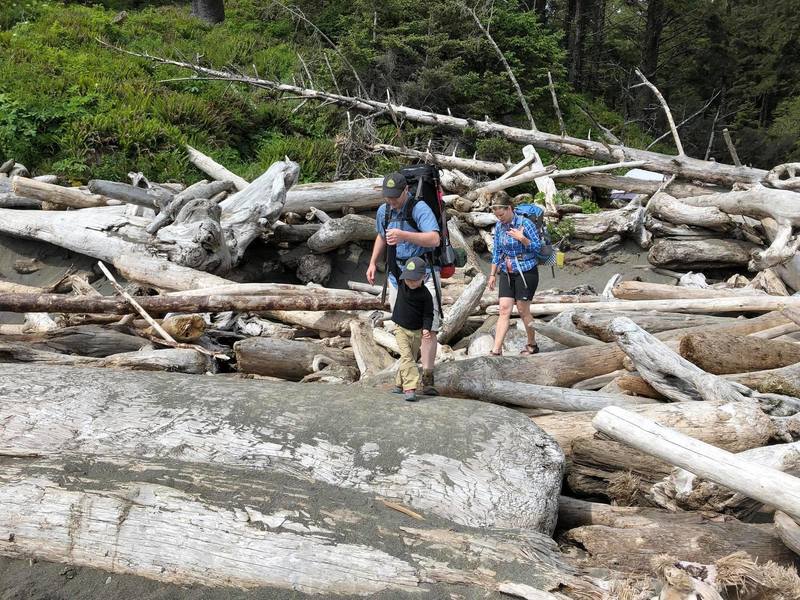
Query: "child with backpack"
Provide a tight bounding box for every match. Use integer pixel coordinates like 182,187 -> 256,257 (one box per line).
391,258 -> 434,402
487,193 -> 541,356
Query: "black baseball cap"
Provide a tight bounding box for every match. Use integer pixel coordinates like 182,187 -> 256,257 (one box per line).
399,258 -> 426,280
382,172 -> 407,198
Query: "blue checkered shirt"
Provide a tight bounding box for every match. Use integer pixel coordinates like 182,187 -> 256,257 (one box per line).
492,214 -> 541,273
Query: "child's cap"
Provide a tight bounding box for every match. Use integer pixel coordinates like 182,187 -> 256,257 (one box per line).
399,258 -> 426,281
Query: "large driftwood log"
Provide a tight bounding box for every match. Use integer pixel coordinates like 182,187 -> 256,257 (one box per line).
0,293 -> 384,315
0,364 -> 565,532
306,213 -> 376,253
557,497 -> 796,573
284,178 -> 383,215
570,199 -> 646,240
608,317 -> 800,413
593,405 -> 800,522
679,332 -> 800,374
261,309 -> 382,337
0,452 -> 589,598
612,280 -> 766,300
87,179 -> 169,208
651,441 -> 800,518
186,144 -> 249,191
647,191 -> 733,231
11,176 -> 119,209
147,179 -> 234,234
527,295 -> 800,315
234,337 -> 355,380
0,324 -> 148,357
648,238 -> 759,268
349,320 -> 394,378
438,273 -> 487,344
571,309 -> 734,341
0,175 -> 41,208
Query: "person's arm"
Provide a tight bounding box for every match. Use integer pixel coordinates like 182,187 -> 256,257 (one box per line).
397,229 -> 440,248
366,234 -> 386,285
488,225 -> 500,290
388,202 -> 440,248
422,288 -> 434,332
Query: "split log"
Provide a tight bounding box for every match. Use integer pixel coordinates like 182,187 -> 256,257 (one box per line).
87,179 -> 169,208
0,343 -> 211,374
648,238 -> 759,268
593,405 -> 800,522
570,199 -> 646,240
679,332 -> 800,374
0,293 -> 384,315
306,213 -> 375,253
612,280 -> 766,300
0,452 -> 589,598
11,176 -> 119,209
651,441 -> 800,518
572,310 -> 735,341
234,337 -> 355,380
557,496 -> 796,573
349,320 -> 394,378
0,363 -> 565,532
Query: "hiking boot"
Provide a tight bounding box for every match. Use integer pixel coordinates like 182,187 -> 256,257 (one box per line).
404,390 -> 418,402
421,369 -> 439,396
392,385 -> 403,394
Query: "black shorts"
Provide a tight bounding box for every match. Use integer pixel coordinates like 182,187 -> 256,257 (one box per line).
498,268 -> 539,301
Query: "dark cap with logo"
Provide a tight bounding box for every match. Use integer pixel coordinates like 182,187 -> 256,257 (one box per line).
399,257 -> 426,280
382,172 -> 407,198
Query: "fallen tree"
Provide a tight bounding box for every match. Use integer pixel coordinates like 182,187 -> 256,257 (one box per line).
0,364 -> 565,532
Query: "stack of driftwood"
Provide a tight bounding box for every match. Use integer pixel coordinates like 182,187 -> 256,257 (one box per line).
2,138 -> 800,599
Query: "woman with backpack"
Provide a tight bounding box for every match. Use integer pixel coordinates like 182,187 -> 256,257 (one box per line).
487,193 -> 541,356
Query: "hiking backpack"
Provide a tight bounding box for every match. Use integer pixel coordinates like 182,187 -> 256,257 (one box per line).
514,203 -> 557,266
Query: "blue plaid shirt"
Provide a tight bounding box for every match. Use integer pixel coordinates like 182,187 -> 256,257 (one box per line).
492,214 -> 541,273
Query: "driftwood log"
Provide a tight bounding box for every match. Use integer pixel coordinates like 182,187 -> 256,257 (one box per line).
679,331 -> 800,374
648,238 -> 759,268
0,364 -> 565,532
611,280 -> 766,300
571,310 -> 734,341
306,214 -> 376,253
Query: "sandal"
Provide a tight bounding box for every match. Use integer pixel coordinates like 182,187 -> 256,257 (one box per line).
520,344 -> 540,355
489,350 -> 503,356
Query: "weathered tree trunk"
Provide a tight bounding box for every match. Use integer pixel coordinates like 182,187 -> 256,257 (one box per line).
261,309 -> 381,338
571,310 -> 735,341
647,191 -> 733,230
349,320 -> 394,378
11,176 -> 119,209
191,0 -> 225,24
557,497 -> 796,573
0,175 -> 41,208
593,405 -> 800,522
234,337 -> 355,380
0,324 -> 148,357
284,178 -> 383,215
648,238 -> 759,269
651,442 -> 800,519
87,179 -> 168,209
612,280 -> 766,301
0,293 -> 384,315
528,296 -> 800,316
186,144 -> 248,191
306,214 -> 376,253
679,332 -> 800,374
0,364 -> 565,532
570,200 -> 646,240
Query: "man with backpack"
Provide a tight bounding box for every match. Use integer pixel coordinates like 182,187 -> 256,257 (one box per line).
367,171 -> 442,396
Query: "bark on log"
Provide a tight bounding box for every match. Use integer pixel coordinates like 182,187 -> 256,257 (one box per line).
0,364 -> 565,532
349,320 -> 394,378
727,362 -> 800,399
612,280 -> 766,301
557,497 -> 796,573
234,337 -> 355,380
593,405 -> 800,522
679,332 -> 800,375
651,442 -> 800,519
0,293 -> 385,315
306,214 -> 376,253
648,238 -> 759,269
11,177 -> 119,209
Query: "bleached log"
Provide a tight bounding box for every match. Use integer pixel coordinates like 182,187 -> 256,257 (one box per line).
439,168 -> 477,195
570,199 -> 646,240
447,217 -> 481,274
186,144 -> 249,191
774,511 -> 800,555
0,175 -> 41,208
0,363 -> 565,532
648,238 -> 759,268
651,442 -> 800,519
261,309 -> 383,337
534,321 -> 603,347
369,143 -> 507,175
556,172 -> 720,198
306,214 -> 376,253
0,279 -> 46,294
525,296 -> 800,316
0,343 -> 211,374
438,273 -> 487,345
593,405 -> 800,522
170,282 -> 372,299
0,293 -> 384,315
460,212 -> 498,228
679,332 -> 800,374
647,191 -> 732,230
645,215 -> 720,237
234,337 -> 355,380
147,179 -> 234,234
612,280 -> 766,300
747,268 -> 791,296
113,253 -> 232,291
87,179 -> 168,208
284,178 -> 383,215
558,496 -> 796,573
11,176 -> 119,209
349,320 -> 394,378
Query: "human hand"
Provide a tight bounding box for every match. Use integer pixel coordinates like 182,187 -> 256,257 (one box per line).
366,262 -> 377,285
385,228 -> 406,245
422,329 -> 431,339
487,274 -> 496,291
508,227 -> 526,242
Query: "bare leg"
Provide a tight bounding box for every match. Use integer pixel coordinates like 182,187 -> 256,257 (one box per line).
516,301 -> 536,346
492,298 -> 515,354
